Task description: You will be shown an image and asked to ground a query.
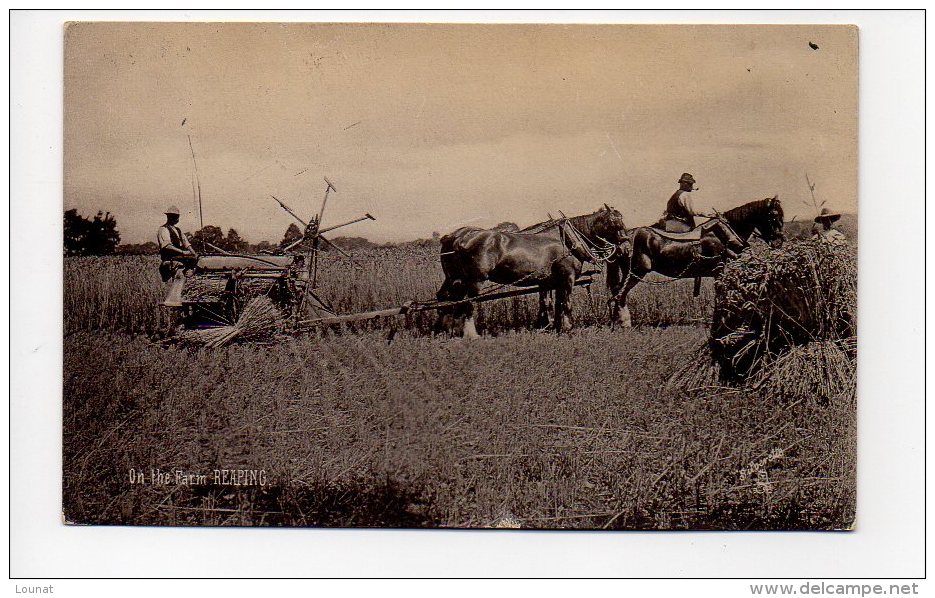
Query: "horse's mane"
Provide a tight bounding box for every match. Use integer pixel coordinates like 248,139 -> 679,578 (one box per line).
567,213 -> 601,238
520,210 -> 614,238
519,220 -> 556,234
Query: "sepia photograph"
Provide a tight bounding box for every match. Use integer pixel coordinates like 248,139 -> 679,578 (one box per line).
62,21 -> 858,530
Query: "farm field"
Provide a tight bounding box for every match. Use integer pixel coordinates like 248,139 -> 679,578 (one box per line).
63,247 -> 855,529
64,245 -> 715,336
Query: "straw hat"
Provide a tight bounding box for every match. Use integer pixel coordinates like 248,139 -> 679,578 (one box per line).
164,205 -> 181,216
814,208 -> 841,223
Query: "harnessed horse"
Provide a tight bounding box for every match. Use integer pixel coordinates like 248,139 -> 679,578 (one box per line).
436,205 -> 628,336
607,196 -> 785,327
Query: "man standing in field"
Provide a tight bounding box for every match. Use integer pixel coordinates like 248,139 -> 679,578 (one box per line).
812,208 -> 847,245
658,173 -> 710,232
157,206 -> 197,334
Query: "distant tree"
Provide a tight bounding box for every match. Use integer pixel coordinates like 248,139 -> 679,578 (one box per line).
191,225 -> 224,251
330,236 -> 376,250
382,237 -> 440,249
254,240 -> 276,253
86,212 -> 121,255
224,228 -> 248,253
63,209 -> 85,255
280,223 -> 304,248
63,209 -> 120,256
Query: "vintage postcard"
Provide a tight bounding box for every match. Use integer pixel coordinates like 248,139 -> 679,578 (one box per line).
63,22 -> 857,529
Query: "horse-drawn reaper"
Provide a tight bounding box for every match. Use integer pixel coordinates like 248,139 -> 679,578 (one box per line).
162,156 -> 782,343
162,177 -> 376,334
606,196 -> 785,327
166,189 -> 631,342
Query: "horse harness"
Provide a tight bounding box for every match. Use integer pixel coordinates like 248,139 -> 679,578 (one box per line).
557,219 -> 618,265
466,218 -> 618,300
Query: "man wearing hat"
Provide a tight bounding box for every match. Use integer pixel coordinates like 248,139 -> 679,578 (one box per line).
812,208 -> 847,245
660,173 -> 709,232
157,205 -> 198,313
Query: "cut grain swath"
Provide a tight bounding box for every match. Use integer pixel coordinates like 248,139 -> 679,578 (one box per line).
179,296 -> 283,348
664,342 -> 721,396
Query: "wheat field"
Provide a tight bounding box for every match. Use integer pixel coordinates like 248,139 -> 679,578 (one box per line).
62,248 -> 855,529
64,245 -> 714,335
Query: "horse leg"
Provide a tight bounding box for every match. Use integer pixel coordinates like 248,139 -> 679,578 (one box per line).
537,290 -> 554,329
552,263 -> 576,334
613,243 -> 653,328
613,272 -> 642,328
434,277 -> 454,335
559,287 -> 574,333
607,258 -> 630,329
606,257 -> 622,328
611,297 -> 630,329
609,274 -> 632,328
435,277 -> 466,336
461,282 -> 482,339
609,297 -> 622,329
607,242 -> 636,328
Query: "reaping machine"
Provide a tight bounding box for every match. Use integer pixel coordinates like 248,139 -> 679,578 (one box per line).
178,177 -> 375,330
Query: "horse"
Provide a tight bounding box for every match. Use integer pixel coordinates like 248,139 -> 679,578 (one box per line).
607,195 -> 785,327
436,205 -> 629,337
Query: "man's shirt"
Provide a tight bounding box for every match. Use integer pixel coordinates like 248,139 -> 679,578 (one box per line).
157,224 -> 192,252
664,190 -> 696,225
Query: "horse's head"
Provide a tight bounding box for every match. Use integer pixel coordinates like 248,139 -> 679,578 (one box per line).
722,195 -> 785,247
595,203 -> 629,245
757,195 -> 785,247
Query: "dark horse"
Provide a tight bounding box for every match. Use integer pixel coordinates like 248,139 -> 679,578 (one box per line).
437,205 -> 628,336
607,196 -> 785,327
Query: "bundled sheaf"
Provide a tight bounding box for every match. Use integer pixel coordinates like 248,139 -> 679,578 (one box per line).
709,239 -> 856,398
751,338 -> 856,404
178,296 -> 284,348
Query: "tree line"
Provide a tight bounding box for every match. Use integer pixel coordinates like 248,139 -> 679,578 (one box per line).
65,210 -> 459,256
112,222 -> 313,255
64,209 -> 121,256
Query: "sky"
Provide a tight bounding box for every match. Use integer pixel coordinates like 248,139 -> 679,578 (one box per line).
64,22 -> 858,244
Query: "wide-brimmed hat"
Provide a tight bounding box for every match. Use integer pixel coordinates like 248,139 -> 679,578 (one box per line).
164,205 -> 181,216
678,173 -> 696,185
814,208 -> 841,223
